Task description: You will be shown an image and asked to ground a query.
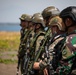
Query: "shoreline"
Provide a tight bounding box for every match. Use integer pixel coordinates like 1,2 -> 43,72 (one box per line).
0,31 -> 20,32
0,31 -> 20,35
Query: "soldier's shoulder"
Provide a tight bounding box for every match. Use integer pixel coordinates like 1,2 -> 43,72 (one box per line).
39,31 -> 45,35
36,31 -> 45,40
66,33 -> 76,47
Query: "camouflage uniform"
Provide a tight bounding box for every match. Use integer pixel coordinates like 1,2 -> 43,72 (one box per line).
27,13 -> 45,75
55,29 -> 76,75
46,16 -> 66,73
19,14 -> 29,45
17,14 -> 32,74
18,14 -> 32,58
54,6 -> 76,75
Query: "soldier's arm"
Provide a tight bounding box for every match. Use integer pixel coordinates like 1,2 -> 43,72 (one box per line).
33,35 -> 47,69
35,35 -> 44,53
33,60 -> 48,75
33,60 -> 42,70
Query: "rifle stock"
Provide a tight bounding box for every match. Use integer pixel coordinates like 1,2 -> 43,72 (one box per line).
16,57 -> 20,75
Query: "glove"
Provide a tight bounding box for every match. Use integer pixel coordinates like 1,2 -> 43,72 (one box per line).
39,61 -> 47,70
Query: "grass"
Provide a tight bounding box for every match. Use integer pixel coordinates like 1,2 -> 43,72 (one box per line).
0,31 -> 20,64
0,59 -> 17,64
0,31 -> 20,51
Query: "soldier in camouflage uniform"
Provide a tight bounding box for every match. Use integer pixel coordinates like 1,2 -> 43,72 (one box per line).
17,14 -> 32,74
28,13 -> 45,75
47,16 -> 66,74
28,13 -> 42,45
50,7 -> 76,75
52,6 -> 76,75
29,13 -> 43,53
19,14 -> 28,43
18,14 -> 32,58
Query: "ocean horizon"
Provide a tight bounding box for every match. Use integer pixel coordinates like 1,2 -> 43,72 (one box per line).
0,23 -> 21,31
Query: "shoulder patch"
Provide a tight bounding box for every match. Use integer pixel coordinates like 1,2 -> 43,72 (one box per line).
71,36 -> 76,47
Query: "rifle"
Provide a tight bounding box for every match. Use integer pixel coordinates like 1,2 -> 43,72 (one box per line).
16,57 -> 20,75
16,43 -> 22,75
22,34 -> 32,75
44,32 -> 57,75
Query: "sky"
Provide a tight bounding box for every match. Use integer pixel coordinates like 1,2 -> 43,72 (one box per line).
0,0 -> 76,23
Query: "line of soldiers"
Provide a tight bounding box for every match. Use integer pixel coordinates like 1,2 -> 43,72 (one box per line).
17,6 -> 76,75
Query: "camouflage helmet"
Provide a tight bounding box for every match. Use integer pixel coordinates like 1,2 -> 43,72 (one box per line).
42,6 -> 60,19
19,14 -> 32,21
33,13 -> 42,17
31,13 -> 42,22
49,16 -> 65,31
60,6 -> 76,23
32,13 -> 45,27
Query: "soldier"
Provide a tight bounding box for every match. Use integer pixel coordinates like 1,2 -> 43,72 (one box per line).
19,14 -> 29,42
27,13 -> 45,75
48,16 -> 66,73
17,14 -> 32,74
57,6 -> 76,75
29,13 -> 43,52
28,13 -> 42,44
18,14 -> 32,58
28,17 -> 35,47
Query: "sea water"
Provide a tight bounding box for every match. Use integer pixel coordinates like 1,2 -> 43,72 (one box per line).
0,23 -> 21,31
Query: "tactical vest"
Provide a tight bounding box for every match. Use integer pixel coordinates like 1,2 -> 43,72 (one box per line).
22,29 -> 31,43
18,29 -> 32,58
55,31 -> 76,75
48,34 -> 65,61
29,31 -> 45,60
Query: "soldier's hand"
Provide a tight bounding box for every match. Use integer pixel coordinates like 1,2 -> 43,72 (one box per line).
33,62 -> 40,70
33,60 -> 42,70
39,60 -> 47,70
43,68 -> 48,75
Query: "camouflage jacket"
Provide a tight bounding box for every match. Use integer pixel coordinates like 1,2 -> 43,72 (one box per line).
29,30 -> 45,61
18,29 -> 32,58
62,31 -> 76,60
